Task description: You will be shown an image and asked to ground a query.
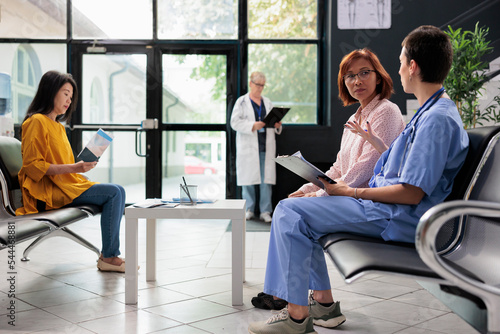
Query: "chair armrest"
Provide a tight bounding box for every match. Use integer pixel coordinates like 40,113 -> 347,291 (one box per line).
416,200 -> 500,332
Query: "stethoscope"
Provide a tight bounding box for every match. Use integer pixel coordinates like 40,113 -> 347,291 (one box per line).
396,86 -> 446,177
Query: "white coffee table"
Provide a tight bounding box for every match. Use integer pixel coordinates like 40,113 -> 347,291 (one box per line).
124,199 -> 246,305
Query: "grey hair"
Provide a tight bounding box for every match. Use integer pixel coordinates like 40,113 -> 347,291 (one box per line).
250,71 -> 266,82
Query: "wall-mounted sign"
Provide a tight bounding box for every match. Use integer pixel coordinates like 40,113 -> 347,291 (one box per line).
338,0 -> 391,30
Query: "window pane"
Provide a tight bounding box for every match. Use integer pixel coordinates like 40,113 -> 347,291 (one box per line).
162,131 -> 226,200
249,44 -> 317,124
0,43 -> 66,124
83,131 -> 145,203
163,54 -> 227,124
249,0 -> 317,39
72,0 -> 152,39
82,54 -> 147,124
0,0 -> 67,39
158,0 -> 237,39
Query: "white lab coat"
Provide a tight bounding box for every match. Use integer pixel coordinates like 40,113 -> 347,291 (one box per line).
230,93 -> 282,186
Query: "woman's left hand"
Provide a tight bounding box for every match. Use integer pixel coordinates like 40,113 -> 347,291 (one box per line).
75,160 -> 98,173
344,120 -> 388,154
46,160 -> 97,175
317,178 -> 352,197
274,121 -> 282,129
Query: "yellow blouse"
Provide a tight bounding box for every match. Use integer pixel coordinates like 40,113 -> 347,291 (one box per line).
16,114 -> 95,215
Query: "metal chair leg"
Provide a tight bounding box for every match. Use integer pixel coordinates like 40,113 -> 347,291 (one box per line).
22,227 -> 100,261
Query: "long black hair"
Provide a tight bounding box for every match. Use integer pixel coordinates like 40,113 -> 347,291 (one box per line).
22,70 -> 79,125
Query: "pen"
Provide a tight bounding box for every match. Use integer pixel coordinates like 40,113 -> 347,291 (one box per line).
182,177 -> 194,204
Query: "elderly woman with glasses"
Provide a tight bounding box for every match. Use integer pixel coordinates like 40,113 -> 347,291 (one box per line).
230,71 -> 282,224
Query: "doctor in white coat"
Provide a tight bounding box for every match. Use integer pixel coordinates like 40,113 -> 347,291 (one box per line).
230,72 -> 282,223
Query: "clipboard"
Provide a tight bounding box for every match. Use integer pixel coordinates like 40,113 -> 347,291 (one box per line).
274,151 -> 335,189
263,107 -> 290,127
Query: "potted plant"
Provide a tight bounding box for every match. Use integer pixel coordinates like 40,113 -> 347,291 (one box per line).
444,22 -> 495,128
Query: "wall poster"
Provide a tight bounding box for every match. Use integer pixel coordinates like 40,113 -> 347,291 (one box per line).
338,0 -> 391,30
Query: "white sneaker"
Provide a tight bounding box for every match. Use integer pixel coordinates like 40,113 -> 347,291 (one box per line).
246,210 -> 255,220
260,212 -> 272,223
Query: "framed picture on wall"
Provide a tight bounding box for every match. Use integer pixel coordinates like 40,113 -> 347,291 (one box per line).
338,0 -> 391,30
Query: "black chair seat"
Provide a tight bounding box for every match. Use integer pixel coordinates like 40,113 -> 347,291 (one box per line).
319,233 -> 441,281
67,204 -> 102,216
0,218 -> 51,246
22,207 -> 89,228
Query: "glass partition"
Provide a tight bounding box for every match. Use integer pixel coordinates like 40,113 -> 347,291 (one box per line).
82,131 -> 145,203
0,0 -> 67,39
157,0 -> 237,39
162,130 -> 226,200
162,54 -> 227,124
249,43 -> 317,124
248,0 -> 317,39
72,0 -> 153,39
0,43 -> 67,124
82,54 -> 147,124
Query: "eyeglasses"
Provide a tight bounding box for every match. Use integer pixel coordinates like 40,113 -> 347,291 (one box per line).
343,70 -> 376,84
251,81 -> 266,88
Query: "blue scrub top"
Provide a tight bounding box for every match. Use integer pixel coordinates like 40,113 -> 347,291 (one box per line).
366,98 -> 469,242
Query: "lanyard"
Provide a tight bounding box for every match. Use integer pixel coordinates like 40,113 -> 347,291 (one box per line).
396,87 -> 445,177
251,98 -> 263,121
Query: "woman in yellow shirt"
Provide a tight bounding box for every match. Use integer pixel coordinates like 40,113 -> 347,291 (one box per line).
16,71 -> 126,273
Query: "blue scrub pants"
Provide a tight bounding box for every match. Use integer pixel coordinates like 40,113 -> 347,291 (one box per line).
242,151 -> 273,214
263,196 -> 390,306
71,183 -> 126,258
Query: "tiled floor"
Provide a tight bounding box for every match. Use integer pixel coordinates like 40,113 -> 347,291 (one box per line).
0,215 -> 478,333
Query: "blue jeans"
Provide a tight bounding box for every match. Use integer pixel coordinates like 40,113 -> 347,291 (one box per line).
242,151 -> 273,214
71,183 -> 126,258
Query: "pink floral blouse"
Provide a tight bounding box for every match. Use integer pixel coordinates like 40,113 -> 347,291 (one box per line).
299,95 -> 405,197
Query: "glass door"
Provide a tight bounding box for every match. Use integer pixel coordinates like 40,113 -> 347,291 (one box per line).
71,44 -> 237,204
160,51 -> 233,201
71,45 -> 156,203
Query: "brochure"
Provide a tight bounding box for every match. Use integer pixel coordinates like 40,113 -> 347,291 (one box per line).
76,128 -> 113,162
274,151 -> 335,189
166,198 -> 217,204
132,199 -> 179,208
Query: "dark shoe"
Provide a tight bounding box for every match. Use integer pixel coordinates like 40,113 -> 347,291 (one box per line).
251,292 -> 288,310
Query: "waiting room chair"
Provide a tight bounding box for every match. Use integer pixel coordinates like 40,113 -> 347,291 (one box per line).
0,136 -> 101,260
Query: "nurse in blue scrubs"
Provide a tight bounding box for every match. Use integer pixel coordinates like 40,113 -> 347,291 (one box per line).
249,25 -> 469,334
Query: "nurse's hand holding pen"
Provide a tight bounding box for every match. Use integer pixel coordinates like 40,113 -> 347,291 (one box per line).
344,120 -> 388,154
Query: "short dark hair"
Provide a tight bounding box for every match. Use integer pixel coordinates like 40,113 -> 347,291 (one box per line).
23,70 -> 78,124
402,25 -> 453,84
338,48 -> 394,107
